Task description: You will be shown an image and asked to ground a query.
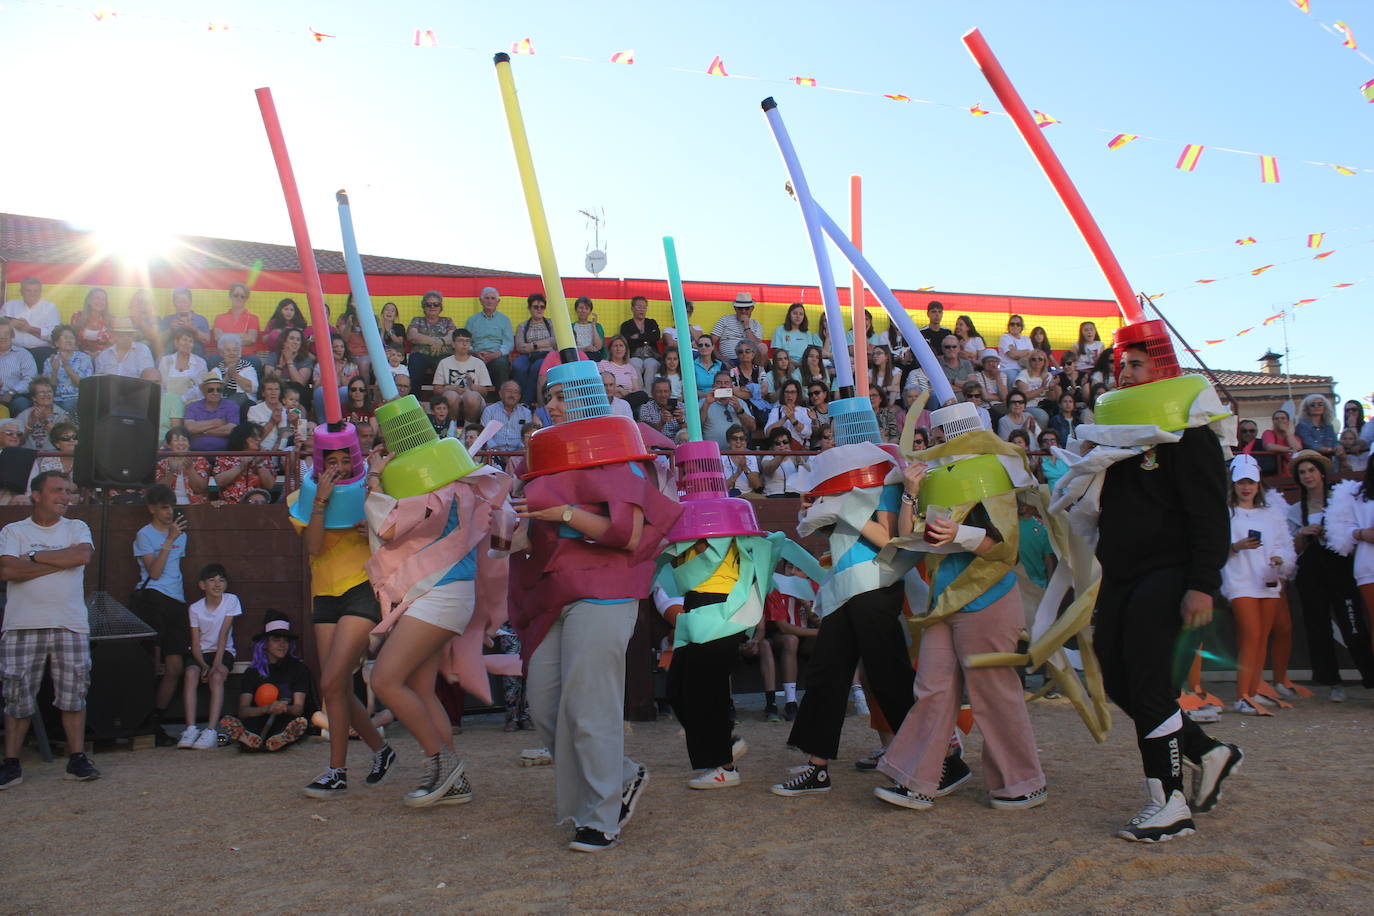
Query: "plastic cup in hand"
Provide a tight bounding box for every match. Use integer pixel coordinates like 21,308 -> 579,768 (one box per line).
924,506 -> 951,545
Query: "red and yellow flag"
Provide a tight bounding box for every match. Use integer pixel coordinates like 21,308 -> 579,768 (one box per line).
1362,78 -> 1374,102
1259,155 -> 1280,184
1331,164 -> 1357,175
92,10 -> 116,21
1335,21 -> 1357,49
915,286 -> 935,292
706,55 -> 728,76
1334,282 -> 1355,288
1033,110 -> 1059,128
1292,0 -> 1310,12
1106,133 -> 1138,150
969,103 -> 989,116
1196,279 -> 1217,284
1263,313 -> 1284,326
791,76 -> 817,87
1314,250 -> 1336,260
1307,232 -> 1325,248
207,21 -> 229,31
1295,298 -> 1317,306
1205,339 -> 1226,346
609,49 -> 634,64
884,93 -> 911,102
1251,264 -> 1275,276
1236,327 -> 1255,337
511,37 -> 535,55
1236,237 -> 1257,245
414,29 -> 437,47
1176,144 -> 1204,171
309,27 -> 334,42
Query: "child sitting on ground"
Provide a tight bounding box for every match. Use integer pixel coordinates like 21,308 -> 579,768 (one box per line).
177,563 -> 241,750
219,612 -> 311,752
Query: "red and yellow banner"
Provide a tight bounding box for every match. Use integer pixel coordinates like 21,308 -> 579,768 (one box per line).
1259,155 -> 1280,183
1175,144 -> 1204,171
1106,133 -> 1138,150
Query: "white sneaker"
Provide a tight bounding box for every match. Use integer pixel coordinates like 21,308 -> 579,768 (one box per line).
1274,683 -> 1299,700
1185,706 -> 1220,724
1253,693 -> 1276,707
850,686 -> 869,717
1117,778 -> 1196,843
520,747 -> 552,767
177,726 -> 200,749
1233,698 -> 1259,716
1330,686 -> 1347,703
688,766 -> 741,790
193,728 -> 219,750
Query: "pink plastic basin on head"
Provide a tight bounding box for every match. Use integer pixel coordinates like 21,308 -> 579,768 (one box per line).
667,496 -> 765,543
313,423 -> 364,485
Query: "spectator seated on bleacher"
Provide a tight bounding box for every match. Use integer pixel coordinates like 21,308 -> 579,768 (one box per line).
218,613 -> 311,753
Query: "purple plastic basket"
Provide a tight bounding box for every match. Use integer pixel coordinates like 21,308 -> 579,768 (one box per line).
667,495 -> 765,542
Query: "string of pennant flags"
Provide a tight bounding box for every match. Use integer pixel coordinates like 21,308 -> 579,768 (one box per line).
20,0 -> 1374,182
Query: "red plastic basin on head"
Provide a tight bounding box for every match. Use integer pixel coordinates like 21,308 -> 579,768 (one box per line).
806,461 -> 893,498
522,415 -> 657,479
667,496 -> 765,542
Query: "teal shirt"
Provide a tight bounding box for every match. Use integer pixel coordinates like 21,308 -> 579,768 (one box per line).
833,484 -> 903,574
465,310 -> 515,356
932,551 -> 1016,612
1017,517 -> 1052,589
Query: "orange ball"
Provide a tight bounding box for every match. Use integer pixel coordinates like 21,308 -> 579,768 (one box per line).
254,683 -> 279,707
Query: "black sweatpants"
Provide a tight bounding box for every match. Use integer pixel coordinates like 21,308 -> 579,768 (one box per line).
1095,565 -> 1218,782
787,580 -> 913,762
1295,547 -> 1374,688
666,592 -> 744,770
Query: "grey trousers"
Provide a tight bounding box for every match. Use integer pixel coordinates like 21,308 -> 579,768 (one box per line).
527,599 -> 642,836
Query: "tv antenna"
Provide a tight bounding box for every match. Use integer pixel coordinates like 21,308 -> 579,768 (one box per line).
580,207 -> 607,275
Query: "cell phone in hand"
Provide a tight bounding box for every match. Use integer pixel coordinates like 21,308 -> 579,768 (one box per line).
173,508 -> 188,529
714,388 -> 732,400
666,398 -> 678,412
1248,529 -> 1262,544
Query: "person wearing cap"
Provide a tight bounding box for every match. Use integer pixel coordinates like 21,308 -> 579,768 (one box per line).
1053,332 -> 1240,843
1287,450 -> 1374,702
218,613 -> 312,752
182,371 -> 242,451
1222,454 -> 1296,715
972,349 -> 1008,409
94,315 -> 157,380
710,294 -> 765,368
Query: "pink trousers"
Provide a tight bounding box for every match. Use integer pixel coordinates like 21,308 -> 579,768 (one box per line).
877,586 -> 1045,799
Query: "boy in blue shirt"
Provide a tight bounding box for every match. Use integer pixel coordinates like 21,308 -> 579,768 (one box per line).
133,484 -> 189,745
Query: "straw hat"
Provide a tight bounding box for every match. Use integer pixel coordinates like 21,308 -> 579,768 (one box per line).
199,370 -> 223,387
109,315 -> 137,333
1289,448 -> 1331,474
733,292 -> 755,307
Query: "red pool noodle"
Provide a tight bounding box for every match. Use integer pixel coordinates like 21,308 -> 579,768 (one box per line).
255,87 -> 343,424
961,29 -> 1145,326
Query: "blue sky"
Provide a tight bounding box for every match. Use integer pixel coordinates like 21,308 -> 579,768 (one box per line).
2,0 -> 1369,409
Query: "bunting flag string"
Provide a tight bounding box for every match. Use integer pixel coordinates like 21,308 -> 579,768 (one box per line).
14,0 -> 1374,180
1308,232 -> 1325,248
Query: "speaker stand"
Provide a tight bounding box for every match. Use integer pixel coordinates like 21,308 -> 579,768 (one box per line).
95,488 -> 111,595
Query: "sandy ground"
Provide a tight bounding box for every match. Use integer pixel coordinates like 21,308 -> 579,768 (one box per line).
4,689 -> 1374,916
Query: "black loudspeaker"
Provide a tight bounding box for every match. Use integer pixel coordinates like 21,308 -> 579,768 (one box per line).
73,375 -> 161,488
38,637 -> 157,740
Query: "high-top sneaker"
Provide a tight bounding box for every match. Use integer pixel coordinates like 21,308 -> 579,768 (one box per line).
1188,742 -> 1243,814
1118,777 -> 1196,843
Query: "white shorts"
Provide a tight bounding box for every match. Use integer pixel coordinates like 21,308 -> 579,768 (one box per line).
402,579 -> 476,635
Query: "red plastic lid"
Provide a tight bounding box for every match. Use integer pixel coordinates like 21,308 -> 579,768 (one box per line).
522,415 -> 657,480
806,461 -> 892,497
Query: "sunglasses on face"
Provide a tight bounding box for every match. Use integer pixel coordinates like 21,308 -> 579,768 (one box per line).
203,385 -> 224,393
809,390 -> 825,397
698,342 -> 712,348
1009,321 -> 1023,327
530,305 -> 546,310
54,434 -> 77,443
943,344 -> 959,350
423,302 -> 441,308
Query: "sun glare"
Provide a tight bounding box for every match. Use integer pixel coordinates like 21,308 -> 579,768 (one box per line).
92,220 -> 178,264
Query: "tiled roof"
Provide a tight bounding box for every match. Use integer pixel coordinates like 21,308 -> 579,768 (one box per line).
1185,367 -> 1332,388
0,212 -> 528,278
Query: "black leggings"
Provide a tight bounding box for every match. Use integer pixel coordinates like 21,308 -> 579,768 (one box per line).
787,581 -> 913,761
665,592 -> 743,769
1295,546 -> 1374,687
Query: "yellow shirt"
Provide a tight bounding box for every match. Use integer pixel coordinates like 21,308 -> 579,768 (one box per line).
288,504 -> 371,598
677,541 -> 740,595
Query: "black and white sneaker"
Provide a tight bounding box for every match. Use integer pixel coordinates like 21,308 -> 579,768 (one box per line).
874,783 -> 935,810
783,701 -> 798,722
64,753 -> 101,782
404,747 -> 464,808
436,773 -> 474,806
770,763 -> 831,797
1117,778 -> 1196,843
303,767 -> 348,799
990,786 -> 1048,810
366,744 -> 397,787
568,827 -> 619,853
619,764 -> 649,828
1189,742 -> 1242,814
936,754 -> 972,796
0,757 -> 22,790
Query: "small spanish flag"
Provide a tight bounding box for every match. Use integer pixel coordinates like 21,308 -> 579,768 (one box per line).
414,29 -> 437,47
706,55 -> 728,76
92,10 -> 116,21
1308,233 -> 1325,249
1294,298 -> 1317,306
1236,327 -> 1254,337
309,27 -> 334,42
1106,133 -> 1138,150
511,37 -> 535,55
791,76 -> 817,87
1236,237 -> 1257,245
1251,265 -> 1275,276
884,93 -> 910,102
1314,250 -> 1336,260
1335,21 -> 1357,50
1196,279 -> 1217,284
1332,164 -> 1358,175
1205,339 -> 1226,346
1334,282 -> 1356,288
609,49 -> 634,64
1362,78 -> 1374,102
1293,0 -> 1310,12
1263,313 -> 1284,327
915,286 -> 935,292
1032,109 -> 1059,128
207,21 -> 229,31
969,103 -> 989,116
1259,155 -> 1280,184
1176,144 -> 1204,172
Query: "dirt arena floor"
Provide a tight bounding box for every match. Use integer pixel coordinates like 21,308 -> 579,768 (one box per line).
4,689 -> 1373,915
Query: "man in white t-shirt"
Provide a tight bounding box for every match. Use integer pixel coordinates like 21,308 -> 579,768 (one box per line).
432,329 -> 493,423
1,276 -> 61,356
0,470 -> 98,788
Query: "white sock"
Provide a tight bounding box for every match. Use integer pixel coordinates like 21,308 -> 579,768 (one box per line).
784,683 -> 797,703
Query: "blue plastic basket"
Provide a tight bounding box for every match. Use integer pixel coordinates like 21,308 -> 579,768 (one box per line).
828,396 -> 883,446
546,361 -> 611,422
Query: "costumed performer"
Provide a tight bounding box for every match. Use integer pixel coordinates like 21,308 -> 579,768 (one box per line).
1324,464 -> 1374,660
362,447 -> 512,807
873,407 -> 1045,811
1288,450 -> 1374,699
1221,454 -> 1296,717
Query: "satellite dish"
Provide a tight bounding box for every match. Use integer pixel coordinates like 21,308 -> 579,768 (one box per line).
585,249 -> 607,276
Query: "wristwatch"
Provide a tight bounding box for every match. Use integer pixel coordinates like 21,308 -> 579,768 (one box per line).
27,550 -> 38,563
561,506 -> 575,523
